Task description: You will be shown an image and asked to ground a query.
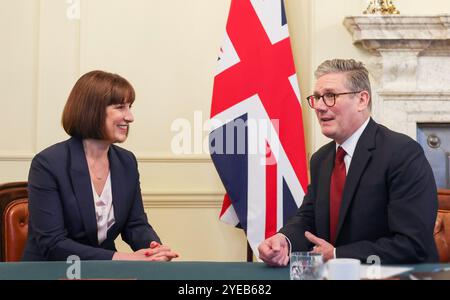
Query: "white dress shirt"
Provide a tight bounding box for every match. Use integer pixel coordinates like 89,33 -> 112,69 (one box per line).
91,173 -> 115,245
337,117 -> 370,173
332,117 -> 370,258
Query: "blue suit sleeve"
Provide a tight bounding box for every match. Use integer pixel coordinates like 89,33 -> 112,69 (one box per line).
120,154 -> 161,250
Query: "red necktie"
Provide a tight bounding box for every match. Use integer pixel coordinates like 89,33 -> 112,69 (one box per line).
330,146 -> 346,244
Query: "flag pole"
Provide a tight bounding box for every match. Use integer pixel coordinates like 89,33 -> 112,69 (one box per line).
247,241 -> 253,262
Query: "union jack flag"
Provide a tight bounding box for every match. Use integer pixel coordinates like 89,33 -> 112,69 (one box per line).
209,0 -> 308,258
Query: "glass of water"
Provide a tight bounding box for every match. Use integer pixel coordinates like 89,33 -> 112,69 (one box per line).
290,252 -> 324,280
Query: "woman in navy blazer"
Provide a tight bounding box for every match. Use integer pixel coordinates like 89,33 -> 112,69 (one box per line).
22,71 -> 178,261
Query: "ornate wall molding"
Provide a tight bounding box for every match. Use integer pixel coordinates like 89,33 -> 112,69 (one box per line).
377,91 -> 450,101
0,153 -> 212,163
0,153 -> 34,162
344,15 -> 450,45
344,15 -> 450,92
142,191 -> 224,208
136,154 -> 212,163
344,15 -> 450,139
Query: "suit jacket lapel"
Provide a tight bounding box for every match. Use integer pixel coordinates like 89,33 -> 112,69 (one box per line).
316,144 -> 335,241
68,137 -> 99,246
108,146 -> 127,234
335,119 -> 377,243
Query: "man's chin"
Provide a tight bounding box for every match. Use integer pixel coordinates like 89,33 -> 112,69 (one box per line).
320,129 -> 336,140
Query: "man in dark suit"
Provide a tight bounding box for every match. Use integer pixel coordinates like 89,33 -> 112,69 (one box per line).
258,59 -> 438,265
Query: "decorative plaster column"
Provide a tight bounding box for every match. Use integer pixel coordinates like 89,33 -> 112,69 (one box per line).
343,15 -> 450,138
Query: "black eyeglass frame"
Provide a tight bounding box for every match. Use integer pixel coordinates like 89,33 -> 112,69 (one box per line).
306,91 -> 363,108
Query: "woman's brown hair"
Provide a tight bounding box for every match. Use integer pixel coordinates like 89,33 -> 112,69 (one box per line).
62,70 -> 135,139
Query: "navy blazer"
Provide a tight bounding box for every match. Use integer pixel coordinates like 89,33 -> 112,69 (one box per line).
22,137 -> 161,261
280,118 -> 439,264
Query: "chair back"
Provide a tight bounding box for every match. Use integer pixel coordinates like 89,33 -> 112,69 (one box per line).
434,189 -> 450,263
0,182 -> 28,262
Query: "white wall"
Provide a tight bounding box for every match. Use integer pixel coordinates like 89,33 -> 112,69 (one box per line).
1,0 -> 449,261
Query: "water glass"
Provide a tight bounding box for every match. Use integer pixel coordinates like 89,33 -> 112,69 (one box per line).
290,252 -> 324,280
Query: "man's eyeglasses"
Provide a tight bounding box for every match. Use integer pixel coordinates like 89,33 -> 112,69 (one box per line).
306,91 -> 362,108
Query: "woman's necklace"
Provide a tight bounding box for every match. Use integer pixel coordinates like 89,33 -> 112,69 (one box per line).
83,140 -> 110,181
87,159 -> 109,181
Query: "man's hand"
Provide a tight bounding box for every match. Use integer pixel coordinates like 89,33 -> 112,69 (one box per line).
258,233 -> 290,267
305,231 -> 334,261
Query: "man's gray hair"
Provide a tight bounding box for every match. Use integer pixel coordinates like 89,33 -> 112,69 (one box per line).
315,59 -> 372,109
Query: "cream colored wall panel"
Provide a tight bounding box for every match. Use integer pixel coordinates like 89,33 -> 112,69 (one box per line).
35,0 -> 80,151
0,161 -> 33,182
136,160 -> 224,193
285,0 -> 314,162
0,0 -> 38,154
393,0 -> 450,13
79,0 -> 230,155
115,207 -> 248,262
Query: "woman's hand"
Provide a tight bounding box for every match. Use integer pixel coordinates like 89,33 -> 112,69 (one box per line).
139,242 -> 179,261
112,242 -> 179,261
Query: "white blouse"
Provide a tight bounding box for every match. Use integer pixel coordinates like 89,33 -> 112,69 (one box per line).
91,173 -> 115,244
